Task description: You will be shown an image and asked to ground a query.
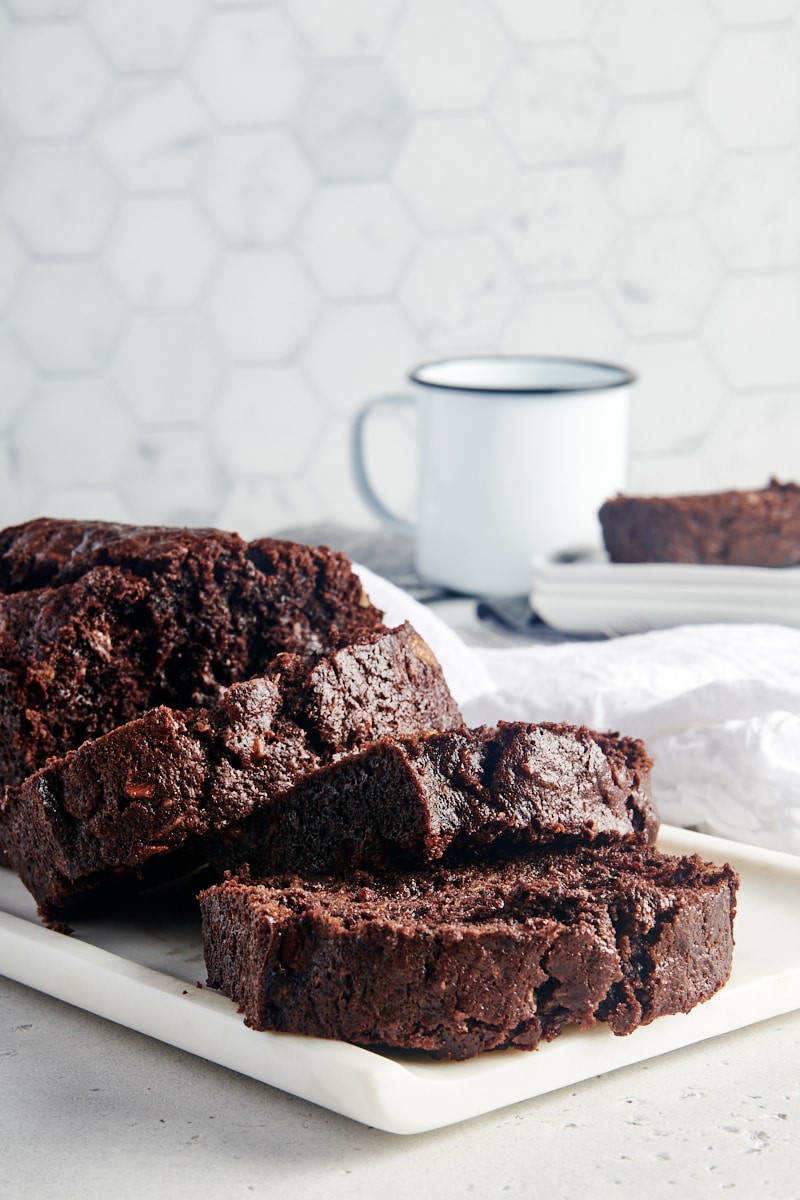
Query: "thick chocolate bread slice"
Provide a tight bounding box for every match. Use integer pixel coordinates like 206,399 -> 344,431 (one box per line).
599,479 -> 800,566
199,847 -> 739,1060
0,624 -> 462,916
0,518 -> 384,789
208,722 -> 656,877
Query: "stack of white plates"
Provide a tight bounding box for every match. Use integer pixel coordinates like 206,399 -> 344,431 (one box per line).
530,551 -> 800,635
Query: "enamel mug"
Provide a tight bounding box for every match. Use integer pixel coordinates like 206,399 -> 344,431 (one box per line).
352,355 -> 634,597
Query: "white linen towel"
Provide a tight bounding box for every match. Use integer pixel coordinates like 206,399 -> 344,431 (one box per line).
359,565 -> 800,854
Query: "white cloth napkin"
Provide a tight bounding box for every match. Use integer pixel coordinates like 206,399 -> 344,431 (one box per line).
359,565 -> 800,855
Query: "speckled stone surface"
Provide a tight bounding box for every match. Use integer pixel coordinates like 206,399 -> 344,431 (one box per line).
1,977 -> 797,1199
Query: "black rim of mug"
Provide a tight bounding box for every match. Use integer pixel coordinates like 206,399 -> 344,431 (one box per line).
409,354 -> 636,395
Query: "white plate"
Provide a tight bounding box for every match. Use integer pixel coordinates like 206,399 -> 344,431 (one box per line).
1,826 -> 799,1136
530,553 -> 800,634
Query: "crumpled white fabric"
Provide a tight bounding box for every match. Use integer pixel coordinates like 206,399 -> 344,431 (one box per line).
359,564 -> 800,855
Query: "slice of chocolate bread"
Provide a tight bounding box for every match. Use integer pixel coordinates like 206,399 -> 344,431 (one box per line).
599,479 -> 800,566
208,722 -> 656,878
0,518 -> 384,789
199,847 -> 739,1060
0,624 -> 462,916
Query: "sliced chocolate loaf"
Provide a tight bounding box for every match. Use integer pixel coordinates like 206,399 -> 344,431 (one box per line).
199,847 -> 739,1060
0,623 -> 462,916
599,479 -> 800,566
208,722 -> 656,878
0,518 -> 384,789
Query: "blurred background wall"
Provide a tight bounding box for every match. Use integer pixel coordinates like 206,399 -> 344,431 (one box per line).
0,0 -> 798,539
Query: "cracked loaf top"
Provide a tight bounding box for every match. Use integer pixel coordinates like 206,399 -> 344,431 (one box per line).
0,516 -> 385,788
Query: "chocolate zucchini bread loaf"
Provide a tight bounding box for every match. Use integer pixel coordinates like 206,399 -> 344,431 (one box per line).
200,847 -> 739,1060
208,721 -> 656,878
0,517 -> 384,789
0,516 -> 740,1065
0,623 -> 462,916
599,479 -> 800,566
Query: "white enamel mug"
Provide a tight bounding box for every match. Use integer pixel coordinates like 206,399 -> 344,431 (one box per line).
352,355 -> 634,597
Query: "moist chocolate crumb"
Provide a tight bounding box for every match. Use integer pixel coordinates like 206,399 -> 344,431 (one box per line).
0,624 -> 462,917
199,847 -> 739,1061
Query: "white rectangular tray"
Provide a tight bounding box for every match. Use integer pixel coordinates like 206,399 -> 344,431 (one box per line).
1,826 -> 799,1135
529,554 -> 800,634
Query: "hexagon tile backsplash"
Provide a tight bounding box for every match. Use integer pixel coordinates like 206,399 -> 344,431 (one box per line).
0,0 -> 799,540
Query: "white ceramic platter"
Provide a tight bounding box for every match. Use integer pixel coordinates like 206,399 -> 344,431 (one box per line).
1,826 -> 799,1136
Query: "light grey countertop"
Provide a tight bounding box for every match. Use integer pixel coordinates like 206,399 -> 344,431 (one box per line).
2,593 -> 799,1198
2,976 -> 798,1199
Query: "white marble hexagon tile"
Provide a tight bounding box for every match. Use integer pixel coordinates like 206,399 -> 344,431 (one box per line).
0,0 -> 799,538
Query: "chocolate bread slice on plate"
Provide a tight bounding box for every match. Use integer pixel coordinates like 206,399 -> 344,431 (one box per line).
208,721 -> 657,877
599,479 -> 800,566
199,847 -> 739,1060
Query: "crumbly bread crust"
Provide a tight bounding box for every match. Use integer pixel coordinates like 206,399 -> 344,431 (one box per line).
0,518 -> 384,788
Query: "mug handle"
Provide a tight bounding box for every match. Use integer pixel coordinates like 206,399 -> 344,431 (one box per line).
352,394 -> 416,538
